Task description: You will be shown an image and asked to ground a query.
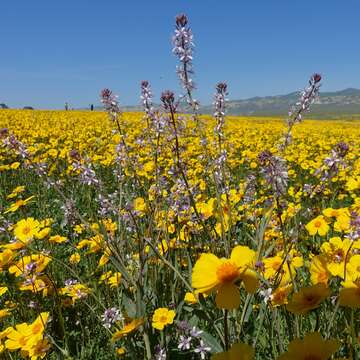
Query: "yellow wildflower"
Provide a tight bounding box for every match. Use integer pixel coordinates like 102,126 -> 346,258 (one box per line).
69,253 -> 81,264
192,245 -> 258,309
112,318 -> 144,340
49,235 -> 68,244
212,342 -> 255,360
152,308 -> 176,330
9,254 -> 51,277
277,332 -> 340,360
310,255 -> 330,285
286,284 -> 330,315
13,217 -> 40,244
6,185 -> 25,199
320,237 -> 351,277
4,196 -> 35,214
339,279 -> 360,308
305,215 -> 329,236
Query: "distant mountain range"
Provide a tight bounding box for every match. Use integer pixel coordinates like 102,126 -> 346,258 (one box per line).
217,88 -> 360,117
3,88 -> 360,117
119,88 -> 360,118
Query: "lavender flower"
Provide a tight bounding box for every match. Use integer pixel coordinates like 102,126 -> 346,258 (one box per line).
243,174 -> 257,204
177,320 -> 190,332
279,73 -> 322,150
315,141 -> 349,184
168,177 -> 192,217
97,192 -> 118,217
259,287 -> 273,304
0,218 -> 12,235
64,279 -> 78,286
172,13 -> 196,104
100,88 -> 121,119
178,335 -> 192,351
140,80 -> 154,116
71,155 -> 100,186
346,212 -> 360,241
258,150 -> 288,196
69,149 -> 81,161
0,128 -> 9,139
213,82 -> 228,140
101,307 -> 124,329
154,345 -> 167,360
28,301 -> 38,309
2,133 -> 29,159
194,340 -> 211,359
212,82 -> 230,193
61,200 -> 78,227
189,327 -> 203,338
160,90 -> 176,111
24,262 -> 37,275
288,73 -> 322,123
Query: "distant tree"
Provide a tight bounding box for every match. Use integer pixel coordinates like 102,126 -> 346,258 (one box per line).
90,104 -> 94,111
23,106 -> 34,110
0,103 -> 8,109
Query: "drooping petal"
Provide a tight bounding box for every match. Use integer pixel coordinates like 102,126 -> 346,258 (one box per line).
229,342 -> 255,360
240,269 -> 259,294
215,283 -> 240,310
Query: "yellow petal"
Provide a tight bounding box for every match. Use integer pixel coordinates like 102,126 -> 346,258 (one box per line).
215,283 -> 240,310
192,253 -> 221,293
240,269 -> 259,294
230,246 -> 255,268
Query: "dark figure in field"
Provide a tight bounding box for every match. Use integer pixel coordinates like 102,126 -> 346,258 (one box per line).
90,104 -> 94,111
65,102 -> 69,111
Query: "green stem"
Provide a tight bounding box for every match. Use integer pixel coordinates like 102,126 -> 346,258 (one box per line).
224,310 -> 229,350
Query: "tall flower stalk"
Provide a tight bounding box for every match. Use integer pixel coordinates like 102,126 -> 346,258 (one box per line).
172,14 -> 197,110
279,73 -> 322,151
172,13 -> 209,150
258,74 -> 322,315
160,90 -> 212,241
212,82 -> 233,254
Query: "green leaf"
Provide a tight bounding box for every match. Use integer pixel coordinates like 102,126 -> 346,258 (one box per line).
122,294 -> 137,318
201,331 -> 223,353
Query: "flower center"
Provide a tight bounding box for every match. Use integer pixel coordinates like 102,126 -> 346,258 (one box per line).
272,260 -> 281,271
273,290 -> 286,303
32,323 -> 42,335
333,250 -> 344,263
22,226 -> 31,235
19,335 -> 27,346
314,220 -> 322,228
304,294 -> 319,305
160,315 -> 168,323
216,261 -> 239,283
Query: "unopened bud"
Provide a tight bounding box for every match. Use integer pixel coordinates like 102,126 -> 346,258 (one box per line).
216,82 -> 228,94
175,13 -> 188,27
312,73 -> 322,83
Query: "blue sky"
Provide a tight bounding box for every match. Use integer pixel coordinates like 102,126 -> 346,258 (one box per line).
1,0 -> 359,109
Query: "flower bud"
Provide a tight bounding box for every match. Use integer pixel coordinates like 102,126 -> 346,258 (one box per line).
160,90 -> 175,109
312,73 -> 322,83
175,13 -> 188,27
69,149 -> 81,160
216,82 -> 228,94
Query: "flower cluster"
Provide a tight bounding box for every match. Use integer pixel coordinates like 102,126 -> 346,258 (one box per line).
172,14 -> 196,100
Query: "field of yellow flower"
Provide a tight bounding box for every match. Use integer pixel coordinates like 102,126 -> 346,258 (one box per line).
0,108 -> 360,359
